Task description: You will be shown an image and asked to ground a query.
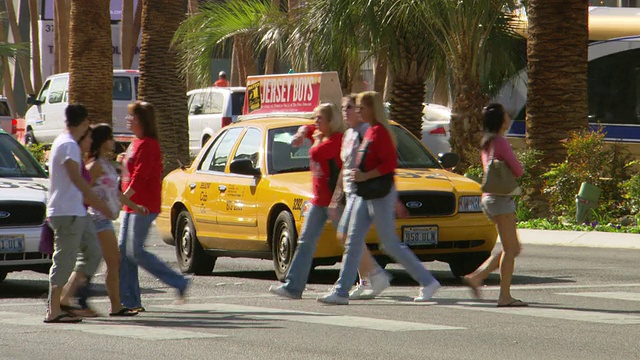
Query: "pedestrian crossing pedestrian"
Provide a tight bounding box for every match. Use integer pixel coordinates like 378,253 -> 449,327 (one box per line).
1,289 -> 639,340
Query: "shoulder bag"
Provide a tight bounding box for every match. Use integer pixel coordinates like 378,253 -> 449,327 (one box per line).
355,142 -> 394,200
481,145 -> 522,196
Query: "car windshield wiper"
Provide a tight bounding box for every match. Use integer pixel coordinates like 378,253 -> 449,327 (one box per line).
277,166 -> 309,174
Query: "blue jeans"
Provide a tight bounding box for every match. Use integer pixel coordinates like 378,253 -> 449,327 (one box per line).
281,204 -> 330,296
333,186 -> 436,297
118,212 -> 188,308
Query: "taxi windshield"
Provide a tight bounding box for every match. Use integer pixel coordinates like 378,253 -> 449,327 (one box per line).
267,125 -> 441,174
0,133 -> 47,178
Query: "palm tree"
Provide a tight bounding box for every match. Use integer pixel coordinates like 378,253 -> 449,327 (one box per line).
28,0 -> 42,91
54,0 -> 70,73
139,0 -> 189,175
4,0 -> 34,95
525,0 -> 589,215
410,0 -> 524,171
67,0 -> 112,126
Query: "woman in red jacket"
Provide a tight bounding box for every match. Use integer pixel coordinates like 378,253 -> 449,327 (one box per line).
118,101 -> 189,311
269,103 -> 344,299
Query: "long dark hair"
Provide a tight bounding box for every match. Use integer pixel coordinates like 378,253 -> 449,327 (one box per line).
89,123 -> 113,160
480,103 -> 506,150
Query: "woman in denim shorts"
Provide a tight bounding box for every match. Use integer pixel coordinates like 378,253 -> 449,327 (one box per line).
463,104 -> 528,307
74,124 -> 147,317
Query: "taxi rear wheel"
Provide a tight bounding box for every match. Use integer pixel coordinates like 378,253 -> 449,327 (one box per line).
272,211 -> 297,282
0,271 -> 6,283
175,210 -> 216,275
448,252 -> 491,278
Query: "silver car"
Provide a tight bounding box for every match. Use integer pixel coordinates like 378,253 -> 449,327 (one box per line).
0,129 -> 50,283
420,103 -> 452,156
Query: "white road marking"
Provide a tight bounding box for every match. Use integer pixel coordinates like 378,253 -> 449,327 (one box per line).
0,311 -> 225,340
154,303 -> 464,331
444,301 -> 640,325
558,292 -> 640,302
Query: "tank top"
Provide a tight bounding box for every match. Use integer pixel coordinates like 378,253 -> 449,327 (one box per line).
88,158 -> 121,221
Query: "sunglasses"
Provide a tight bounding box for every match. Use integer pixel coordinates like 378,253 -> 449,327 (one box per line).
343,104 -> 354,110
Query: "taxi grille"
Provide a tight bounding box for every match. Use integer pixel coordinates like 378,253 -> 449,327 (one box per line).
0,201 -> 46,227
398,191 -> 456,217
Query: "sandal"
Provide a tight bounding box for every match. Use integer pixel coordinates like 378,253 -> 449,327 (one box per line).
61,304 -> 100,318
43,313 -> 82,324
109,307 -> 139,317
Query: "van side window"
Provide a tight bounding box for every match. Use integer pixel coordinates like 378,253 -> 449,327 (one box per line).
211,92 -> 224,114
113,77 -> 132,100
189,92 -> 205,115
37,80 -> 51,103
48,78 -> 67,104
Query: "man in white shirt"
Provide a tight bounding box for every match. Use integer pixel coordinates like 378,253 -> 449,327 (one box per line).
44,104 -> 114,323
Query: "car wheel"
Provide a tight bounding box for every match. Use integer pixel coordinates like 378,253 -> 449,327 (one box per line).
448,251 -> 491,278
25,131 -> 37,146
272,211 -> 297,282
0,271 -> 7,283
175,210 -> 216,275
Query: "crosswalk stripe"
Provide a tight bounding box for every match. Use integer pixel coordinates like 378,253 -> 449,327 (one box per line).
0,311 -> 225,340
558,292 -> 640,302
154,303 -> 464,332
443,301 -> 640,325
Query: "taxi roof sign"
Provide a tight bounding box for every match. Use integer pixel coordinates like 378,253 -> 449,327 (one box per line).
242,72 -> 343,116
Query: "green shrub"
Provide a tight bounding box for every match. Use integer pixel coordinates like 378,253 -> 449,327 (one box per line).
26,143 -> 48,168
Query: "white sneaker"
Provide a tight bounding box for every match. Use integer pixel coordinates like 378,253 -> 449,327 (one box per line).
369,271 -> 391,297
414,280 -> 441,302
349,280 -> 373,300
269,285 -> 301,299
317,292 -> 349,305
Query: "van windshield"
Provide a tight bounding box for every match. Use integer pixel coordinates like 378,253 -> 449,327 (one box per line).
231,92 -> 245,116
113,77 -> 133,100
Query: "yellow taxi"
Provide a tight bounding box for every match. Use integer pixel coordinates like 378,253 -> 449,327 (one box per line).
157,72 -> 497,281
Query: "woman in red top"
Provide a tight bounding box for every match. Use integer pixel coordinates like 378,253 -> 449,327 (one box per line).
318,91 -> 440,305
463,103 -> 527,307
118,101 -> 189,311
269,103 -> 344,299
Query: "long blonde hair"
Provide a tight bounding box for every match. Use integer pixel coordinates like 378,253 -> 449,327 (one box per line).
314,103 -> 344,138
357,91 -> 396,148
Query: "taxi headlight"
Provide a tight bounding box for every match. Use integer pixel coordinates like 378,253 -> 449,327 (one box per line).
300,200 -> 312,218
458,196 -> 482,213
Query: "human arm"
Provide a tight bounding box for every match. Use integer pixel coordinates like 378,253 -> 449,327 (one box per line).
122,140 -> 158,198
63,159 -> 114,219
118,191 -> 148,215
495,137 -> 524,178
291,124 -> 316,147
353,127 -> 396,182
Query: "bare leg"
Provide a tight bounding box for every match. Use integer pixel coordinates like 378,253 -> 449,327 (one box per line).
60,271 -> 87,306
464,213 -> 521,302
97,229 -> 125,312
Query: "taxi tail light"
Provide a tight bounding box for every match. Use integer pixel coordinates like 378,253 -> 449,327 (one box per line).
429,126 -> 446,136
11,119 -> 17,134
222,117 -> 232,127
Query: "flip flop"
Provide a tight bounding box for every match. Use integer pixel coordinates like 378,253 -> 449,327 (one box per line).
497,299 -> 529,308
43,313 -> 82,324
109,308 -> 139,317
61,305 -> 100,318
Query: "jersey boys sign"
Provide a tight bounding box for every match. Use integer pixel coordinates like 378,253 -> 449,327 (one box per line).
244,73 -> 322,114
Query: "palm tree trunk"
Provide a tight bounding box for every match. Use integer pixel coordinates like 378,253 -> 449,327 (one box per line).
122,0 -> 142,69
234,34 -> 257,86
373,55 -> 387,95
28,0 -> 42,91
138,0 -> 189,175
5,0 -> 34,95
432,74 -> 450,106
54,0 -> 70,73
526,0 -> 589,216
387,74 -> 427,139
187,0 -> 199,14
68,0 -> 112,126
449,75 -> 486,173
3,61 -> 17,118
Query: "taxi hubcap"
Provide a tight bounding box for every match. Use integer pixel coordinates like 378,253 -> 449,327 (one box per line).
180,225 -> 193,260
278,227 -> 291,270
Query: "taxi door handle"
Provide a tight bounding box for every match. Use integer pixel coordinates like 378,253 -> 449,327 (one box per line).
189,183 -> 196,190
218,185 -> 227,192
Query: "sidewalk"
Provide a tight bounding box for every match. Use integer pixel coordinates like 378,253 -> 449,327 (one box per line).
517,228 -> 640,250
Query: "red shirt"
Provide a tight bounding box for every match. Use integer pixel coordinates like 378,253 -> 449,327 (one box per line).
213,79 -> 229,87
309,132 -> 343,206
120,137 -> 163,213
358,124 -> 396,176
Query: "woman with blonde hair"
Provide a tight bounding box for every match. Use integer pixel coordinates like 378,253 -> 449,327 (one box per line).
318,91 -> 440,305
269,103 -> 344,299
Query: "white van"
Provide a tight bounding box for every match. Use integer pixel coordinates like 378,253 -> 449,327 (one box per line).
24,69 -> 139,145
187,86 -> 246,155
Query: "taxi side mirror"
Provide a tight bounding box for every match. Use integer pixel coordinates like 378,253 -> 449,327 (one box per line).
229,158 -> 260,177
438,152 -> 459,169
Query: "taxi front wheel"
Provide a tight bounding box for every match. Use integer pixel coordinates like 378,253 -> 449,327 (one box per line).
272,211 -> 297,282
448,252 -> 490,278
0,271 -> 6,283
175,210 -> 216,275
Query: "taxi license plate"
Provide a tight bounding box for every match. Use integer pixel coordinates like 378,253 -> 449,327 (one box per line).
402,226 -> 438,246
0,234 -> 25,253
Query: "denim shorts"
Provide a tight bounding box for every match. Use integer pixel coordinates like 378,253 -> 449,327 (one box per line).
481,195 -> 516,219
93,217 -> 115,233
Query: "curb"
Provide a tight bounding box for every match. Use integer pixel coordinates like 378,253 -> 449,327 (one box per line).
517,228 -> 640,250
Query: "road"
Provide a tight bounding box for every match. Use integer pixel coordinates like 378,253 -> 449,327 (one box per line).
1,228 -> 640,360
